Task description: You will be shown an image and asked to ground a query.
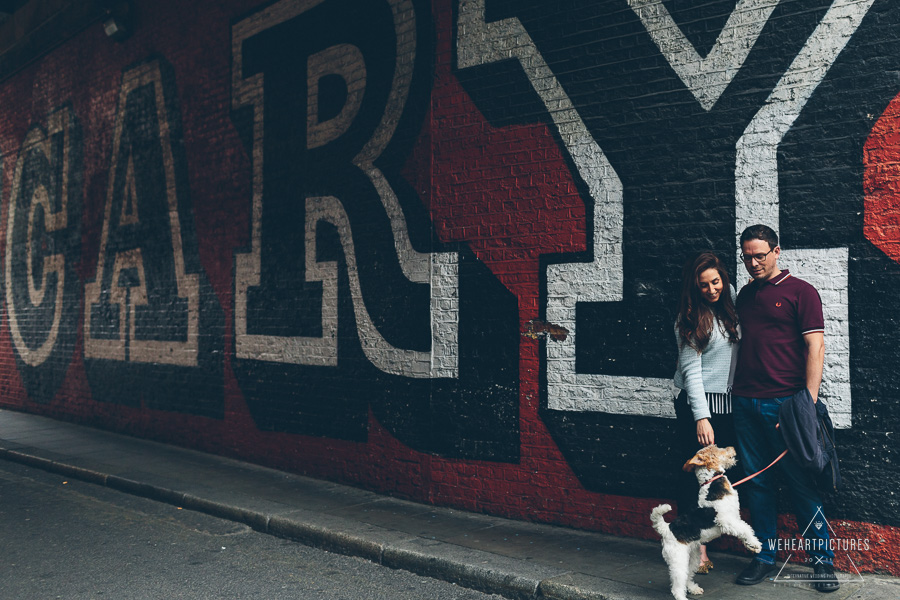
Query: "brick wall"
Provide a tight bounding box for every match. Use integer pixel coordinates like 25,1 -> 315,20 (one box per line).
1,0 -> 898,574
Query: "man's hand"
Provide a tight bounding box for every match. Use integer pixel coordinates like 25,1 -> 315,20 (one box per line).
696,418 -> 715,446
804,331 -> 825,403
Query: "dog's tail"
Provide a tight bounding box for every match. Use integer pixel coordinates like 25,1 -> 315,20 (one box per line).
650,503 -> 674,540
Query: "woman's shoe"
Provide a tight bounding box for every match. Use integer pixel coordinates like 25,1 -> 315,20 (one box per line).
697,559 -> 714,574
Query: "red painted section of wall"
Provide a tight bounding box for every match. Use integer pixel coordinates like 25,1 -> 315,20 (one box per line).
864,90 -> 900,264
397,0 -> 666,538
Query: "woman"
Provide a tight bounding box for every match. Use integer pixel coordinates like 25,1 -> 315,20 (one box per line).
673,252 -> 741,573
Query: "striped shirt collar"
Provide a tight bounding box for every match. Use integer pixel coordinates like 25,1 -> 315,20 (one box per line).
769,269 -> 792,286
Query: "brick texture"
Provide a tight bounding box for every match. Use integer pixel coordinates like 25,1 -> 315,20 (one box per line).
0,0 -> 898,575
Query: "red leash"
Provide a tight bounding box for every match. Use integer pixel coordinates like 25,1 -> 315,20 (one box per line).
705,449 -> 788,487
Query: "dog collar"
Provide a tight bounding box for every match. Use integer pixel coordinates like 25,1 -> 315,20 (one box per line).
704,473 -> 725,486
703,448 -> 790,488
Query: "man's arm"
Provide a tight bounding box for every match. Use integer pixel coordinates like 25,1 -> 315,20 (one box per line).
804,331 -> 825,403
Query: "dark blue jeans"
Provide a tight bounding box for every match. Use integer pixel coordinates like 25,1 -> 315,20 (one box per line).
733,395 -> 833,565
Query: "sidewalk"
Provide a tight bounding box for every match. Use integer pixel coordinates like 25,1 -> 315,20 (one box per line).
0,408 -> 895,600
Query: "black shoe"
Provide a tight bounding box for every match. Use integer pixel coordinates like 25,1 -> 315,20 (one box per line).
735,559 -> 776,585
813,563 -> 840,593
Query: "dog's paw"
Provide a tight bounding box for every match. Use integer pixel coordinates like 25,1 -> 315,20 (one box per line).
746,537 -> 762,554
687,583 -> 703,595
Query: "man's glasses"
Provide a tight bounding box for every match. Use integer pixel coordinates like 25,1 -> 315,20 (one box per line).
740,249 -> 774,263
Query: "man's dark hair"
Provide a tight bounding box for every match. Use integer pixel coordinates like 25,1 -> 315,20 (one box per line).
740,224 -> 778,250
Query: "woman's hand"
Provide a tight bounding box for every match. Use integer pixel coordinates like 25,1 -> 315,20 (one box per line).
696,418 -> 715,446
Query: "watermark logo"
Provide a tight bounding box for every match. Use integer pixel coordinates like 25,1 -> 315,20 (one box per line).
772,506 -> 867,585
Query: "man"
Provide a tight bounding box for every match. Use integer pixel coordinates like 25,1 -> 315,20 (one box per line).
731,224 -> 839,593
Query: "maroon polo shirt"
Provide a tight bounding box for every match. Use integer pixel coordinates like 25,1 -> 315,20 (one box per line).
732,270 -> 824,398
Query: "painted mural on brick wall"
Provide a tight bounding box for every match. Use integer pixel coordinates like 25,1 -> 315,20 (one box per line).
0,0 -> 898,573
228,0 -> 519,458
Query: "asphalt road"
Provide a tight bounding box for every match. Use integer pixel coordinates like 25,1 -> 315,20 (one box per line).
0,460 -> 504,600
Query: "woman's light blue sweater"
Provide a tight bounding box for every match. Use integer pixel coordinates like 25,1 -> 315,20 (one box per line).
673,286 -> 739,421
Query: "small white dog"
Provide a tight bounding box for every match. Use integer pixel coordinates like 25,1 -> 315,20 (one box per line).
650,445 -> 762,600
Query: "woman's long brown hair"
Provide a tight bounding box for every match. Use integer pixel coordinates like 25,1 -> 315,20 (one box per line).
677,252 -> 739,352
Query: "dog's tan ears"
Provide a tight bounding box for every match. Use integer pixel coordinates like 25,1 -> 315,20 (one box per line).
682,455 -> 705,472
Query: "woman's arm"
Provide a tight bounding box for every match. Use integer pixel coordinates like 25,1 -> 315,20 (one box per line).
678,344 -> 716,446
676,333 -> 711,422
675,327 -> 715,445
